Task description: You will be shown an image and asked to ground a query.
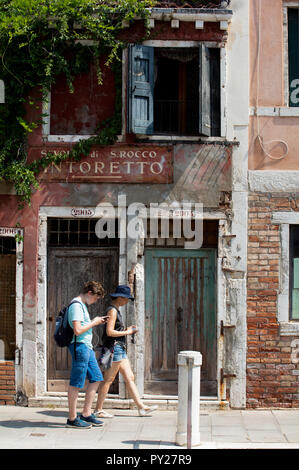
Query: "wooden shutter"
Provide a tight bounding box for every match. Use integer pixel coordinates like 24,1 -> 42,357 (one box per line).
288,8 -> 299,107
199,43 -> 211,137
128,45 -> 154,134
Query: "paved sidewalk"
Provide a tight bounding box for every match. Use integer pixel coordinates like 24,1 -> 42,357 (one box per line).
1,405 -> 299,449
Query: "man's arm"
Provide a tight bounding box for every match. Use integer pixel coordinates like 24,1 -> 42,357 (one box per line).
72,316 -> 106,336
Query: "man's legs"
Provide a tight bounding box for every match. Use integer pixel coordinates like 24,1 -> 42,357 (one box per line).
82,381 -> 100,417
68,385 -> 80,421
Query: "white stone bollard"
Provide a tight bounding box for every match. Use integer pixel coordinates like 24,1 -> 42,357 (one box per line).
176,350 -> 202,447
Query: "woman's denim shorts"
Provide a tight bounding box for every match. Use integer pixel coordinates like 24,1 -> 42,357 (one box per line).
68,342 -> 103,389
113,343 -> 127,362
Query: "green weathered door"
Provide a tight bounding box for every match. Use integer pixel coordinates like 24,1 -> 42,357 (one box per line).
145,248 -> 217,396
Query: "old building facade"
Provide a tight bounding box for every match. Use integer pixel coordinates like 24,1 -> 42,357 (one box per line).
4,0 -> 292,411
247,0 -> 299,407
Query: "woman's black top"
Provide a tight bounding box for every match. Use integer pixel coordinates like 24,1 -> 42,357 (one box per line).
102,305 -> 126,349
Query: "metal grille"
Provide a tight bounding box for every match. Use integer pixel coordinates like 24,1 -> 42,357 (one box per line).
145,219 -> 218,247
47,218 -> 119,247
0,237 -> 16,255
154,0 -> 231,9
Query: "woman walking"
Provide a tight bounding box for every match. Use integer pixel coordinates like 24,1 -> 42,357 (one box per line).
94,285 -> 157,418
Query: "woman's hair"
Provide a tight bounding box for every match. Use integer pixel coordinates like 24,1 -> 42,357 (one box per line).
82,281 -> 105,297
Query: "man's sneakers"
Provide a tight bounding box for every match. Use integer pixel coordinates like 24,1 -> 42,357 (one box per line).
66,417 -> 92,429
79,413 -> 104,427
138,405 -> 158,417
66,414 -> 104,428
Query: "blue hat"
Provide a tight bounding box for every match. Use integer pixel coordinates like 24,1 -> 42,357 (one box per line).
110,285 -> 134,301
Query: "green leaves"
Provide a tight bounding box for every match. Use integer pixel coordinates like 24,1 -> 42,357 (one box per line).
0,0 -> 156,206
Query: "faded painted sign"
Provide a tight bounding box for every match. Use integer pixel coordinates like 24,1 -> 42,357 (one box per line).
38,146 -> 173,183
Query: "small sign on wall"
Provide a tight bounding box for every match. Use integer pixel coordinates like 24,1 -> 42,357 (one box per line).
0,227 -> 18,236
71,208 -> 95,217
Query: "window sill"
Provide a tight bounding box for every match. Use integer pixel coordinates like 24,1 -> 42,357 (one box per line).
135,135 -> 226,143
249,107 -> 299,117
43,135 -> 124,143
279,322 -> 299,336
44,135 -> 94,143
44,134 -> 231,145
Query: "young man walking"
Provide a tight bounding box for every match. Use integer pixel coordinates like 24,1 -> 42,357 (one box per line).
67,281 -> 107,429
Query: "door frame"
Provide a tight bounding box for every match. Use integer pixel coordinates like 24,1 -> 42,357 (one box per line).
37,206 -> 127,397
0,227 -> 23,392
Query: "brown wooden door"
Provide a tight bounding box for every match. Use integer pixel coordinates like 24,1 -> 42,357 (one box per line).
47,248 -> 119,391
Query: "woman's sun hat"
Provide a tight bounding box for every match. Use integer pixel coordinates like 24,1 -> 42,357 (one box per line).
110,285 -> 134,301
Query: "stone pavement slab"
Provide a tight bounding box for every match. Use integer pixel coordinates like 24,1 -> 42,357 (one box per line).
1,406 -> 299,450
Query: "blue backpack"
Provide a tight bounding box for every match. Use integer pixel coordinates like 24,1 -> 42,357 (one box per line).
54,300 -> 81,348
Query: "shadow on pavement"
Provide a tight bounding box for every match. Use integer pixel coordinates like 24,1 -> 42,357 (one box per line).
0,419 -> 64,429
123,439 -> 177,448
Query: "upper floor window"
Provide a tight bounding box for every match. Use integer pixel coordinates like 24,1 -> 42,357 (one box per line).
288,8 -> 299,107
127,44 -> 220,137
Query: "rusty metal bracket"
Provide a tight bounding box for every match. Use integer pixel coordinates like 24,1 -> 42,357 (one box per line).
220,320 -> 236,336
220,368 -> 236,384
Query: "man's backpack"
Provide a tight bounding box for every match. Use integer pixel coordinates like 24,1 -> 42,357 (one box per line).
54,300 -> 81,348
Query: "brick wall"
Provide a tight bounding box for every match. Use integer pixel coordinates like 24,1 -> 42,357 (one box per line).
247,192 -> 299,408
0,361 -> 15,405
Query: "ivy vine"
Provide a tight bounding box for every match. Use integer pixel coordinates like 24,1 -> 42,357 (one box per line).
0,0 -> 156,206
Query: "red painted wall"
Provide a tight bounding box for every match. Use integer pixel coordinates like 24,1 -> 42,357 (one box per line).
50,59 -> 116,135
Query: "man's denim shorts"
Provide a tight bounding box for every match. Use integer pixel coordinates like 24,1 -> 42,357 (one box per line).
68,342 -> 103,389
113,343 -> 127,362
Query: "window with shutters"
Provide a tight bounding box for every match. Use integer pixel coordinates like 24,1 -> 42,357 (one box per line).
127,44 -> 221,137
288,8 -> 299,107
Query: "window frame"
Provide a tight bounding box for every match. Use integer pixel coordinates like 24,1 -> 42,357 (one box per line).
273,212 -> 299,334
125,40 -> 227,141
289,225 -> 299,320
283,3 -> 299,110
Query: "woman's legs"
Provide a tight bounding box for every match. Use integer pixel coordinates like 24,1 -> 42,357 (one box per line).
95,361 -> 120,412
119,359 -> 146,410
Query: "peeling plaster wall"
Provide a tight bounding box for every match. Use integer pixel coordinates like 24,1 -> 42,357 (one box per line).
0,1 -> 250,407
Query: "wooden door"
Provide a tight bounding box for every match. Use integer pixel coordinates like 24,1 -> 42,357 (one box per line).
47,248 -> 119,391
145,248 -> 217,396
0,254 -> 16,360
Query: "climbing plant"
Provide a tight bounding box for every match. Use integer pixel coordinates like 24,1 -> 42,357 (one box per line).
0,0 -> 156,205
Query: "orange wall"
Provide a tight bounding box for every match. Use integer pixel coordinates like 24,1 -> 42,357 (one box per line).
249,0 -> 299,170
